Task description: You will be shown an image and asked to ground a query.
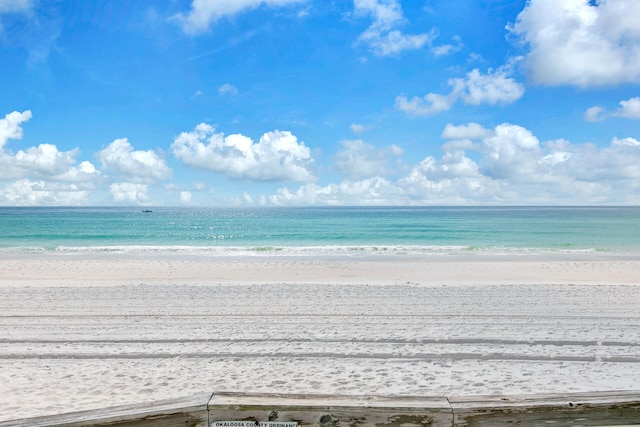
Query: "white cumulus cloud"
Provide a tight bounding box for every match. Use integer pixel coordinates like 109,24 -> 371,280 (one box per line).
267,122 -> 640,206
396,66 -> 524,116
171,123 -> 316,182
179,191 -> 192,204
479,123 -> 542,181
510,0 -> 640,86
334,139 -> 403,180
395,92 -> 455,116
97,138 -> 172,183
452,66 -> 525,106
397,152 -> 496,204
431,35 -> 463,57
219,83 -> 238,95
109,182 -> 151,204
0,110 -> 184,206
615,97 -> 640,119
0,110 -> 100,184
613,137 -> 640,147
585,97 -> 640,121
174,0 -> 304,36
269,177 -> 402,206
0,179 -> 92,206
584,105 -> 606,122
442,122 -> 494,140
350,123 -> 374,133
354,0 -> 434,56
14,144 -> 78,176
0,110 -> 32,149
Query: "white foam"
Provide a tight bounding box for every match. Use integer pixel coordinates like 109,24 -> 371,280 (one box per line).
42,244 -> 607,257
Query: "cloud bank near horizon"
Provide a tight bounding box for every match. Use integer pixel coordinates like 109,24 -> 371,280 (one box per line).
1,110 -> 639,206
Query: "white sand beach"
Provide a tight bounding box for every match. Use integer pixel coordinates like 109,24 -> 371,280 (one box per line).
1,253 -> 639,422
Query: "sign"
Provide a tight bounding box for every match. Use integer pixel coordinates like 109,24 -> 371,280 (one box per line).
212,422 -> 298,427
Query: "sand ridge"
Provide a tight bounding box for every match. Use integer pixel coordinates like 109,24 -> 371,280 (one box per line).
1,252 -> 640,287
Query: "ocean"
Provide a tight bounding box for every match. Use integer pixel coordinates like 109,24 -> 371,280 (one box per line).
0,206 -> 639,256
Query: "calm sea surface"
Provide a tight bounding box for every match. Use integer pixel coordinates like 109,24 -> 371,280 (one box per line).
0,206 -> 639,256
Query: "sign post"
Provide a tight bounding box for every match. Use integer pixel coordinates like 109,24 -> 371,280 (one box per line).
212,422 -> 298,427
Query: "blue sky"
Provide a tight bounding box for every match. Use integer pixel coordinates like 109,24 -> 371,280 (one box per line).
1,0 -> 639,206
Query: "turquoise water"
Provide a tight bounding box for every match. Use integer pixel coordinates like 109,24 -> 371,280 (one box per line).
0,206 -> 639,255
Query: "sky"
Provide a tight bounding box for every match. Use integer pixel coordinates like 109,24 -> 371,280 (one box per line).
0,0 -> 639,207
